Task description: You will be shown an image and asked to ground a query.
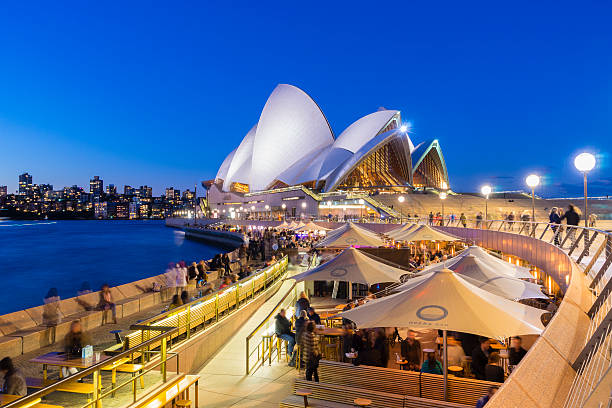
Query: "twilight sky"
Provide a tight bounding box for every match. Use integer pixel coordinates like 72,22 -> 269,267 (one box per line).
0,1 -> 610,197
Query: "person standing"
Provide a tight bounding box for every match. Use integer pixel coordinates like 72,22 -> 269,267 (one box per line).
484,352 -> 505,382
509,336 -> 527,366
301,321 -> 320,382
472,338 -> 493,380
400,330 -> 421,371
295,292 -> 310,318
459,213 -> 467,228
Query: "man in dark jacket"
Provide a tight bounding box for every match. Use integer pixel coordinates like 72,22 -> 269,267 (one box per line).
471,338 -> 493,380
307,307 -> 321,325
400,330 -> 421,371
274,309 -> 295,357
561,204 -> 581,245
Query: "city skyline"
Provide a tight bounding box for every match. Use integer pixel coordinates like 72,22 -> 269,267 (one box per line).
2,171 -> 200,198
1,2 -> 611,197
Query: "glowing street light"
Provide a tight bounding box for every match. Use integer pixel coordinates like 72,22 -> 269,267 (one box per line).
481,185 -> 492,224
397,195 -> 405,223
574,152 -> 596,230
400,125 -> 408,133
525,174 -> 540,222
439,192 -> 447,225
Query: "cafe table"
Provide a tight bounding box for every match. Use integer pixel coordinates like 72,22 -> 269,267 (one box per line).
30,351 -> 112,381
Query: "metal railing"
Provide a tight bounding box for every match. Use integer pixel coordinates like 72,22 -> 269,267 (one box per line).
245,255 -> 318,375
124,256 -> 289,351
5,328 -> 180,408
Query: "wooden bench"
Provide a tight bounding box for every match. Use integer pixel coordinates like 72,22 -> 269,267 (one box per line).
319,360 -> 495,406
26,377 -> 96,401
280,394 -> 353,407
292,379 -> 405,408
101,359 -> 145,395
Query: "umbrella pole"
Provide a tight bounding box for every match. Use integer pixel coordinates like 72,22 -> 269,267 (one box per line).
443,330 -> 448,401
348,281 -> 353,300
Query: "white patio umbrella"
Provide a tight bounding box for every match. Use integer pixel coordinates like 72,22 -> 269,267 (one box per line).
386,223 -> 418,239
290,247 -> 408,286
393,225 -> 461,242
292,221 -> 306,230
287,221 -> 298,229
316,222 -> 385,248
277,220 -> 290,229
295,221 -> 331,232
460,246 -> 534,280
340,268 -> 545,400
403,255 -> 546,300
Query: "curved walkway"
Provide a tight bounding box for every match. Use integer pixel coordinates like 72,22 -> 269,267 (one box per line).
194,266 -> 302,407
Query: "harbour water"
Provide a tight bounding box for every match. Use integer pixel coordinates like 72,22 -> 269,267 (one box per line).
0,219 -> 223,315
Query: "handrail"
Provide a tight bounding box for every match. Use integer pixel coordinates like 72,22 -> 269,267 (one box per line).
133,256 -> 288,328
5,328 -> 179,408
245,254 -> 317,374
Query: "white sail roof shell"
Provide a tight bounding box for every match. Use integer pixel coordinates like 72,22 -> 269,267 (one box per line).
214,84 -> 425,193
215,148 -> 236,182
223,124 -> 257,191
249,84 -> 334,191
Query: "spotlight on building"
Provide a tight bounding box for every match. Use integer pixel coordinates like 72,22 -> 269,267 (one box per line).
400,125 -> 408,133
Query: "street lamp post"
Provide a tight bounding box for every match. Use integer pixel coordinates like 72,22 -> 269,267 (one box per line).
525,174 -> 540,223
481,185 -> 492,227
264,204 -> 270,220
281,203 -> 286,220
398,195 -> 405,223
574,153 -> 596,253
439,192 -> 447,226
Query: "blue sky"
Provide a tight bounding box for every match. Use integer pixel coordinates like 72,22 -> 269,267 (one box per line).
0,1 -> 610,197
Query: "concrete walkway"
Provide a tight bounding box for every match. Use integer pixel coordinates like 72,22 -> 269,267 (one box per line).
195,268 -> 303,407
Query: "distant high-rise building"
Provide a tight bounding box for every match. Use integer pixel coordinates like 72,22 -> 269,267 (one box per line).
165,187 -> 180,200
182,189 -> 195,201
39,184 -> 53,193
0,186 -> 7,197
18,173 -> 32,195
139,185 -> 152,198
106,184 -> 117,195
90,176 -> 103,197
124,185 -> 135,196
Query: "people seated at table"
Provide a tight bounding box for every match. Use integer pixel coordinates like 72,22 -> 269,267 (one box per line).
180,290 -> 190,305
218,276 -> 232,290
63,320 -> 90,377
509,336 -> 527,366
301,321 -> 320,382
0,357 -> 26,396
446,336 -> 466,367
400,330 -> 421,371
421,352 -> 443,374
472,338 -> 493,380
475,386 -> 498,408
295,291 -> 310,318
168,294 -> 183,310
485,352 -> 505,383
274,309 -> 296,366
307,307 -> 321,325
294,310 -> 308,344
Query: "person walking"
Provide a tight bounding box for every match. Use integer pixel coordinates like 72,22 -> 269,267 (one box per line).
561,204 -> 581,245
42,288 -> 61,345
428,212 -> 434,226
549,207 -> 561,245
98,284 -> 117,324
459,213 -> 467,228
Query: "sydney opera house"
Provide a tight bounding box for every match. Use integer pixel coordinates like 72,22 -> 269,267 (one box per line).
205,84 -> 449,218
